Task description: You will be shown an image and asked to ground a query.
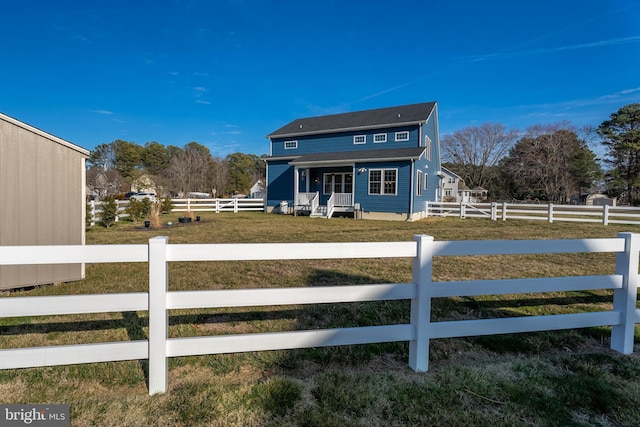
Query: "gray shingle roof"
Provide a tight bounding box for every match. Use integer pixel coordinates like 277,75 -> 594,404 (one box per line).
285,147 -> 426,166
267,102 -> 437,138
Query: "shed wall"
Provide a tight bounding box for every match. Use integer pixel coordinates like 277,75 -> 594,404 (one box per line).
0,116 -> 86,290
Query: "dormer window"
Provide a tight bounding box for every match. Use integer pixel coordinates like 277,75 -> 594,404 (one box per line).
353,135 -> 366,144
284,140 -> 298,149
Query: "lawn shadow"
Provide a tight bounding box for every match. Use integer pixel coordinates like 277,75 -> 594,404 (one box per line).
121,311 -> 150,388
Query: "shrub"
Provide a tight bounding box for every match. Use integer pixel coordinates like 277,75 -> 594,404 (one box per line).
161,197 -> 173,214
140,198 -> 152,217
86,202 -> 93,227
100,196 -> 118,228
126,198 -> 143,222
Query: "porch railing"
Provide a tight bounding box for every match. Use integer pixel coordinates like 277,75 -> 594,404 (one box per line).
333,193 -> 353,207
327,193 -> 353,218
297,192 -> 318,210
327,193 -> 335,219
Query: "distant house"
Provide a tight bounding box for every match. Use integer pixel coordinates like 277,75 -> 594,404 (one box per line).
249,180 -> 264,199
264,102 -> 442,220
0,112 -> 89,290
440,167 -> 488,203
471,187 -> 488,202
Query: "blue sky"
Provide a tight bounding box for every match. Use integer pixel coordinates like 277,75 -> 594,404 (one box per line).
1,0 -> 639,157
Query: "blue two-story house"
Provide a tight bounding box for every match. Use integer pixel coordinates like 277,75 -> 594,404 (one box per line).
264,102 -> 443,221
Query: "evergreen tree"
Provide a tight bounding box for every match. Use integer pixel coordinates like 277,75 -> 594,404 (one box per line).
597,104 -> 640,204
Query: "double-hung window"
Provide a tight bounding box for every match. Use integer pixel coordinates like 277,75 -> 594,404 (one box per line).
369,169 -> 397,195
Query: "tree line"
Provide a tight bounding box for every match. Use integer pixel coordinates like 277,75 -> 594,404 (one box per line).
87,103 -> 639,204
87,140 -> 266,199
442,103 -> 640,204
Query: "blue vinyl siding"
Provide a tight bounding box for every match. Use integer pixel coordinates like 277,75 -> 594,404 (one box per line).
271,126 -> 420,157
266,160 -> 294,208
412,155 -> 433,214
354,161 -> 411,213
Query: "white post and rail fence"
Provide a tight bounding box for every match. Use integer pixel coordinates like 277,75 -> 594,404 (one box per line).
88,198 -> 264,225
427,201 -> 640,226
89,199 -> 640,226
1,234 -> 639,395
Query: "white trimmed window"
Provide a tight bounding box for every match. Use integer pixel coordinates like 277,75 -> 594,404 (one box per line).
369,168 -> 397,195
374,133 -> 387,143
424,135 -> 432,160
417,170 -> 423,196
284,140 -> 298,149
395,131 -> 409,142
354,135 -> 366,144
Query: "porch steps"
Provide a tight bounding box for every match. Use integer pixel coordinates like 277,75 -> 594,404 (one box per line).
310,205 -> 328,218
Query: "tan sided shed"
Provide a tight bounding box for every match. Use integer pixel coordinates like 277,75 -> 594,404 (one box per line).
0,112 -> 89,290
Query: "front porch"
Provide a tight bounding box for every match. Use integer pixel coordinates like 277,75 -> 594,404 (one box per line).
295,192 -> 356,218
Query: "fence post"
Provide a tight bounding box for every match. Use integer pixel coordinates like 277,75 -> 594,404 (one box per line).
234,198 -> 239,213
603,204 -> 609,226
502,202 -> 507,221
491,202 -> 497,221
216,198 -> 220,214
115,201 -> 120,222
148,236 -> 169,395
460,202 -> 465,219
611,232 -> 639,354
548,203 -> 554,223
408,234 -> 434,372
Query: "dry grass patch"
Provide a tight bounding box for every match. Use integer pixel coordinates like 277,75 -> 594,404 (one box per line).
2,213 -> 640,425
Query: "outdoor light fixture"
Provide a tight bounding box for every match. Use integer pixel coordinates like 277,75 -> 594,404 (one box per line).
358,167 -> 367,173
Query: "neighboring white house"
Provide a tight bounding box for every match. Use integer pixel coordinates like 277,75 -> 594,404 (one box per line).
250,180 -> 264,199
0,112 -> 89,290
441,167 -> 472,203
471,186 -> 489,202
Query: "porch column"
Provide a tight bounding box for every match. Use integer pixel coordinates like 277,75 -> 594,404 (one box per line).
293,166 -> 299,216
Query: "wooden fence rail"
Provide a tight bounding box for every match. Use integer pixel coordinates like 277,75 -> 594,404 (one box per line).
1,234 -> 639,395
427,202 -> 640,226
88,198 -> 264,225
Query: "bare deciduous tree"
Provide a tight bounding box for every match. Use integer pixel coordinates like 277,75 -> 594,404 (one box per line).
441,123 -> 519,189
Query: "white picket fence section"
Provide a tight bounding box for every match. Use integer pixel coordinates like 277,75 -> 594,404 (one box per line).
427,202 -> 640,226
1,233 -> 639,395
88,198 -> 264,225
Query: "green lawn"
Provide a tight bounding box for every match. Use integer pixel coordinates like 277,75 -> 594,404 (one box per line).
1,212 -> 640,426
